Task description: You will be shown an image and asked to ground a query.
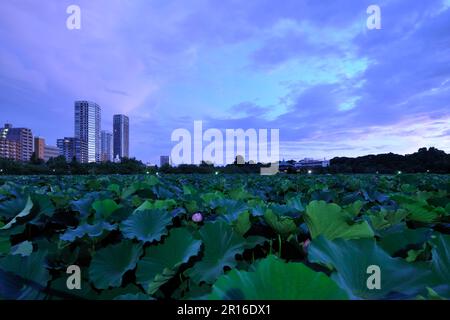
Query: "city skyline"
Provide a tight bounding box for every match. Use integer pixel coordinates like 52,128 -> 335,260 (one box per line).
0,101 -> 131,164
0,1 -> 449,164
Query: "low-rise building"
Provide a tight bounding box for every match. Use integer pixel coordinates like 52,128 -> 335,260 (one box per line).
160,155 -> 170,167
44,145 -> 62,162
294,158 -> 330,168
57,137 -> 88,163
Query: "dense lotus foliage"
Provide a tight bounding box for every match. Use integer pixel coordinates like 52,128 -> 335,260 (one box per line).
0,173 -> 449,300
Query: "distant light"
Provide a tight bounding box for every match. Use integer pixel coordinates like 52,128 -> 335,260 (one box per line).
308,170 -> 312,174
146,171 -> 150,175
215,171 -> 219,175
0,169 -> 3,173
376,171 -> 379,174
156,172 -> 159,176
53,169 -> 56,172
427,170 -> 430,173
397,171 -> 402,175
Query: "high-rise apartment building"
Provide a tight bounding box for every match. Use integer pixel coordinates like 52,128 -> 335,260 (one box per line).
100,130 -> 113,162
1,123 -> 33,162
113,114 -> 129,160
75,101 -> 101,163
57,137 -> 88,163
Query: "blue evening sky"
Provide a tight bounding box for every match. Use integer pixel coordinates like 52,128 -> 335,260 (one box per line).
0,0 -> 449,164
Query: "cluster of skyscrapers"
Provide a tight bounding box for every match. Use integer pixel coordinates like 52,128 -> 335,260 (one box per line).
0,101 -> 130,164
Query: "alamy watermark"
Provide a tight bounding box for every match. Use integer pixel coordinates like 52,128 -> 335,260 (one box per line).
66,265 -> 81,290
367,5 -> 382,30
65,4 -> 381,31
66,5 -> 81,30
170,121 -> 280,175
366,265 -> 381,290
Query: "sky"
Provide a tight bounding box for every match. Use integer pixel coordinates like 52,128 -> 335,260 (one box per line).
0,0 -> 449,165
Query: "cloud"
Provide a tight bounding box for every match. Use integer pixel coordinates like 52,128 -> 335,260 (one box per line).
105,89 -> 130,97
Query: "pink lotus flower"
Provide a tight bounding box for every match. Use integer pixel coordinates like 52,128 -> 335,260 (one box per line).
192,212 -> 203,223
302,239 -> 311,250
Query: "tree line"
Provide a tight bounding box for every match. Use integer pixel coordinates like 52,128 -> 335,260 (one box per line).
329,147 -> 450,174
0,147 -> 449,175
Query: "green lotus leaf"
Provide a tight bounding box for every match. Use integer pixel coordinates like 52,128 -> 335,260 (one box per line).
209,255 -> 348,300
417,287 -> 447,300
114,293 -> 154,300
173,281 -> 211,300
89,241 -> 143,289
379,227 -> 431,255
71,192 -> 104,218
0,251 -> 50,299
309,236 -> 433,299
403,203 -> 443,223
0,195 -> 30,220
229,185 -> 253,200
406,246 -> 426,262
234,211 -> 251,236
186,221 -> 247,284
49,275 -> 98,300
368,209 -> 408,231
391,194 -> 443,223
60,222 -> 116,242
10,241 -> 33,257
135,199 -> 177,212
0,224 -> 26,238
136,228 -> 201,293
264,209 -> 297,237
1,196 -> 33,230
121,180 -> 158,199
343,200 -> 364,218
268,203 -> 301,218
428,195 -> 450,209
286,195 -> 305,213
213,199 -> 248,223
247,199 -> 267,217
0,236 -> 11,255
200,191 -> 224,205
97,284 -> 143,300
31,194 -> 55,217
92,199 -> 121,219
182,185 -> 195,196
107,184 -> 121,195
305,200 -> 374,240
244,236 -> 268,250
431,234 -> 450,284
121,209 -> 172,243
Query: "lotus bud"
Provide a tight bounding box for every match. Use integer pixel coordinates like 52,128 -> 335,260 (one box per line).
302,239 -> 311,250
192,212 -> 203,223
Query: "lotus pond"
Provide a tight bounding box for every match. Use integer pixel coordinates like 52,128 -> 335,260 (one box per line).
0,174 -> 449,300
